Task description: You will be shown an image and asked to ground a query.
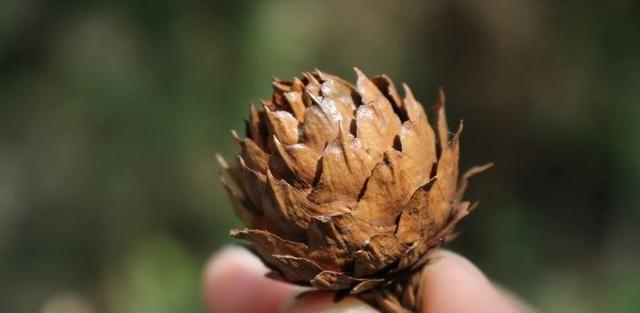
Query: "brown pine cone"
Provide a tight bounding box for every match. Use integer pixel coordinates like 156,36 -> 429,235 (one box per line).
217,68 -> 491,313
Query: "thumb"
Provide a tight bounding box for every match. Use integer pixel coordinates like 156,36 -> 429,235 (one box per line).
419,250 -> 532,313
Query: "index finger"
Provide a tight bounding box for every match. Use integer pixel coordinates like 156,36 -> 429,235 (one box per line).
202,246 -> 297,313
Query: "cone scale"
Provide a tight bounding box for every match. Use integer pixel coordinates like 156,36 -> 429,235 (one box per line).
217,68 -> 491,313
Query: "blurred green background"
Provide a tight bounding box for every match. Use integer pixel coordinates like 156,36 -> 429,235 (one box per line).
1,0 -> 639,312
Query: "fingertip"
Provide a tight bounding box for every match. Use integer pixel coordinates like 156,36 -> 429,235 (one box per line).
203,246 -> 296,313
203,246 -> 264,285
420,250 -> 527,313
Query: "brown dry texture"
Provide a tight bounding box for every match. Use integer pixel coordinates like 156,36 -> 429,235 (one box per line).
218,69 -> 491,312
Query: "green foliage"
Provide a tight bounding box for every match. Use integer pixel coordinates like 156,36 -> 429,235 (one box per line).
1,1 -> 639,312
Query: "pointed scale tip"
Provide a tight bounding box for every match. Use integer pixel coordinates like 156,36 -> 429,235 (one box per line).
451,120 -> 464,142
481,162 -> 495,170
272,134 -> 282,147
262,101 -> 273,112
314,68 -> 332,83
437,86 -> 446,107
461,162 -> 495,180
305,90 -> 323,106
422,176 -> 438,189
273,81 -> 290,92
402,83 -> 415,99
215,153 -> 229,169
218,172 -> 227,184
237,155 -> 247,168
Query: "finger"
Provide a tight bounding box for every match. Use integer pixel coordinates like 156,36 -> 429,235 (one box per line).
282,293 -> 377,313
202,246 -> 297,313
420,250 -> 531,313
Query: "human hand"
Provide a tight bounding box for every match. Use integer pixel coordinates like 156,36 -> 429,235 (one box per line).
203,247 -> 532,313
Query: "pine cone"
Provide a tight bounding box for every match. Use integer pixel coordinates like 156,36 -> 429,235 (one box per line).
217,68 -> 491,313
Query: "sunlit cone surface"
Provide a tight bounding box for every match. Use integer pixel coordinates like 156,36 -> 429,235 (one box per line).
218,68 -> 491,312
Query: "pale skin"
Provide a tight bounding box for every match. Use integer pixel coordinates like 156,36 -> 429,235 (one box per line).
203,247 -> 533,313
